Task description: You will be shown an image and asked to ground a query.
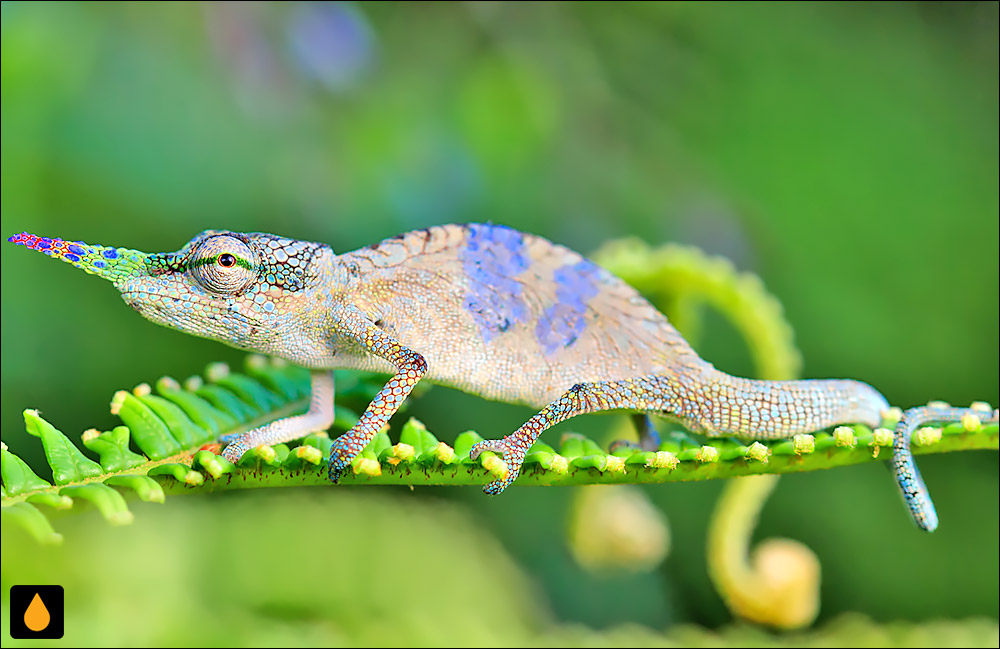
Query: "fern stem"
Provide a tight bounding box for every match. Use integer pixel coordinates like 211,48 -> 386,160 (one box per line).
148,421 -> 997,496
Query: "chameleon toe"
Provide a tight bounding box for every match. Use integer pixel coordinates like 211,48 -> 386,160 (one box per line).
327,453 -> 351,483
483,475 -> 517,495
470,437 -> 529,494
221,440 -> 250,464
468,439 -> 506,460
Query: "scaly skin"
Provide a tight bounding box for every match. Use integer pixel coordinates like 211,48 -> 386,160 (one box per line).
8,225 -> 996,531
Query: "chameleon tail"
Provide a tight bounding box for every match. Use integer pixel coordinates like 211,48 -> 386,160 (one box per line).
699,372 -> 889,438
707,371 -> 998,532
891,404 -> 998,532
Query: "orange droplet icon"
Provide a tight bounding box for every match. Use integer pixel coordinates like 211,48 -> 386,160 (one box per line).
24,592 -> 51,632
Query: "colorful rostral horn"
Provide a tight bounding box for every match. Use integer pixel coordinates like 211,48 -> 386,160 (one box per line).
8,233 -> 150,285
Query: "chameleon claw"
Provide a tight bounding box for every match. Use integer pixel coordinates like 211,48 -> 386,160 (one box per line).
469,437 -> 526,495
483,475 -> 516,495
327,455 -> 350,483
326,436 -> 354,484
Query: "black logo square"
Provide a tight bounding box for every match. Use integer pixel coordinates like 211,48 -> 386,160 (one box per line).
9,585 -> 64,639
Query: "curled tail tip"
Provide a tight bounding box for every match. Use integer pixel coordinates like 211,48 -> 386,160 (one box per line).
910,493 -> 939,532
892,408 -> 935,532
891,401 -> 994,533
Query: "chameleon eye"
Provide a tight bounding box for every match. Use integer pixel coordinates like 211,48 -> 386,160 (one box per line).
190,236 -> 257,294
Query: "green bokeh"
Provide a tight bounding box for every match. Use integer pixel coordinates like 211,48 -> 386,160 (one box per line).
2,1 -> 997,644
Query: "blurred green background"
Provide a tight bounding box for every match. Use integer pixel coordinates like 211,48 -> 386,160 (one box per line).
1,1 -> 997,645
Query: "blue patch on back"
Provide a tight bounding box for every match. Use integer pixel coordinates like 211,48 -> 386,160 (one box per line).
461,224 -> 530,342
536,260 -> 601,354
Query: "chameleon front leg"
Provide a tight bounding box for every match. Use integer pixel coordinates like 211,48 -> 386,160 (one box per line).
327,305 -> 428,482
221,370 -> 335,462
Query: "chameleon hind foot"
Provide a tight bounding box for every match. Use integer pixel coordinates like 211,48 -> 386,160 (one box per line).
221,370 -> 335,463
469,436 -> 531,495
609,414 -> 662,454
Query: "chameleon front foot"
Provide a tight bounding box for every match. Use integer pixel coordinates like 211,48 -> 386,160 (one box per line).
469,436 -> 529,495
220,414 -> 334,464
222,369 -> 336,464
219,432 -> 289,464
221,438 -> 252,463
327,443 -> 349,484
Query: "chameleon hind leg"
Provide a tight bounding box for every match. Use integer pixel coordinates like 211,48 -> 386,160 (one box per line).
608,414 -> 662,454
221,370 -> 335,462
470,376 -> 677,494
892,403 -> 998,532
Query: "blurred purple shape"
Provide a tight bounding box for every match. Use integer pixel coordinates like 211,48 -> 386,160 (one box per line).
287,1 -> 374,91
206,2 -> 291,118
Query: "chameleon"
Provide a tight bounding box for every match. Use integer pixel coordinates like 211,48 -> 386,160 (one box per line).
8,225 -> 996,532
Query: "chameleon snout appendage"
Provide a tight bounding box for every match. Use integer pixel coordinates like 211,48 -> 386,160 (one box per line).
9,225 -> 996,532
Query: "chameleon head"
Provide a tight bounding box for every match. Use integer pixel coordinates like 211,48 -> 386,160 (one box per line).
8,231 -> 335,360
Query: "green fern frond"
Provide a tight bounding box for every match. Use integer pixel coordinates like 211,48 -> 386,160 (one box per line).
2,354 -> 996,543
0,356 -> 371,543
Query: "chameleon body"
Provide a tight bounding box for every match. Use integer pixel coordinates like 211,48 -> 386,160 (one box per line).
9,225 -> 996,531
